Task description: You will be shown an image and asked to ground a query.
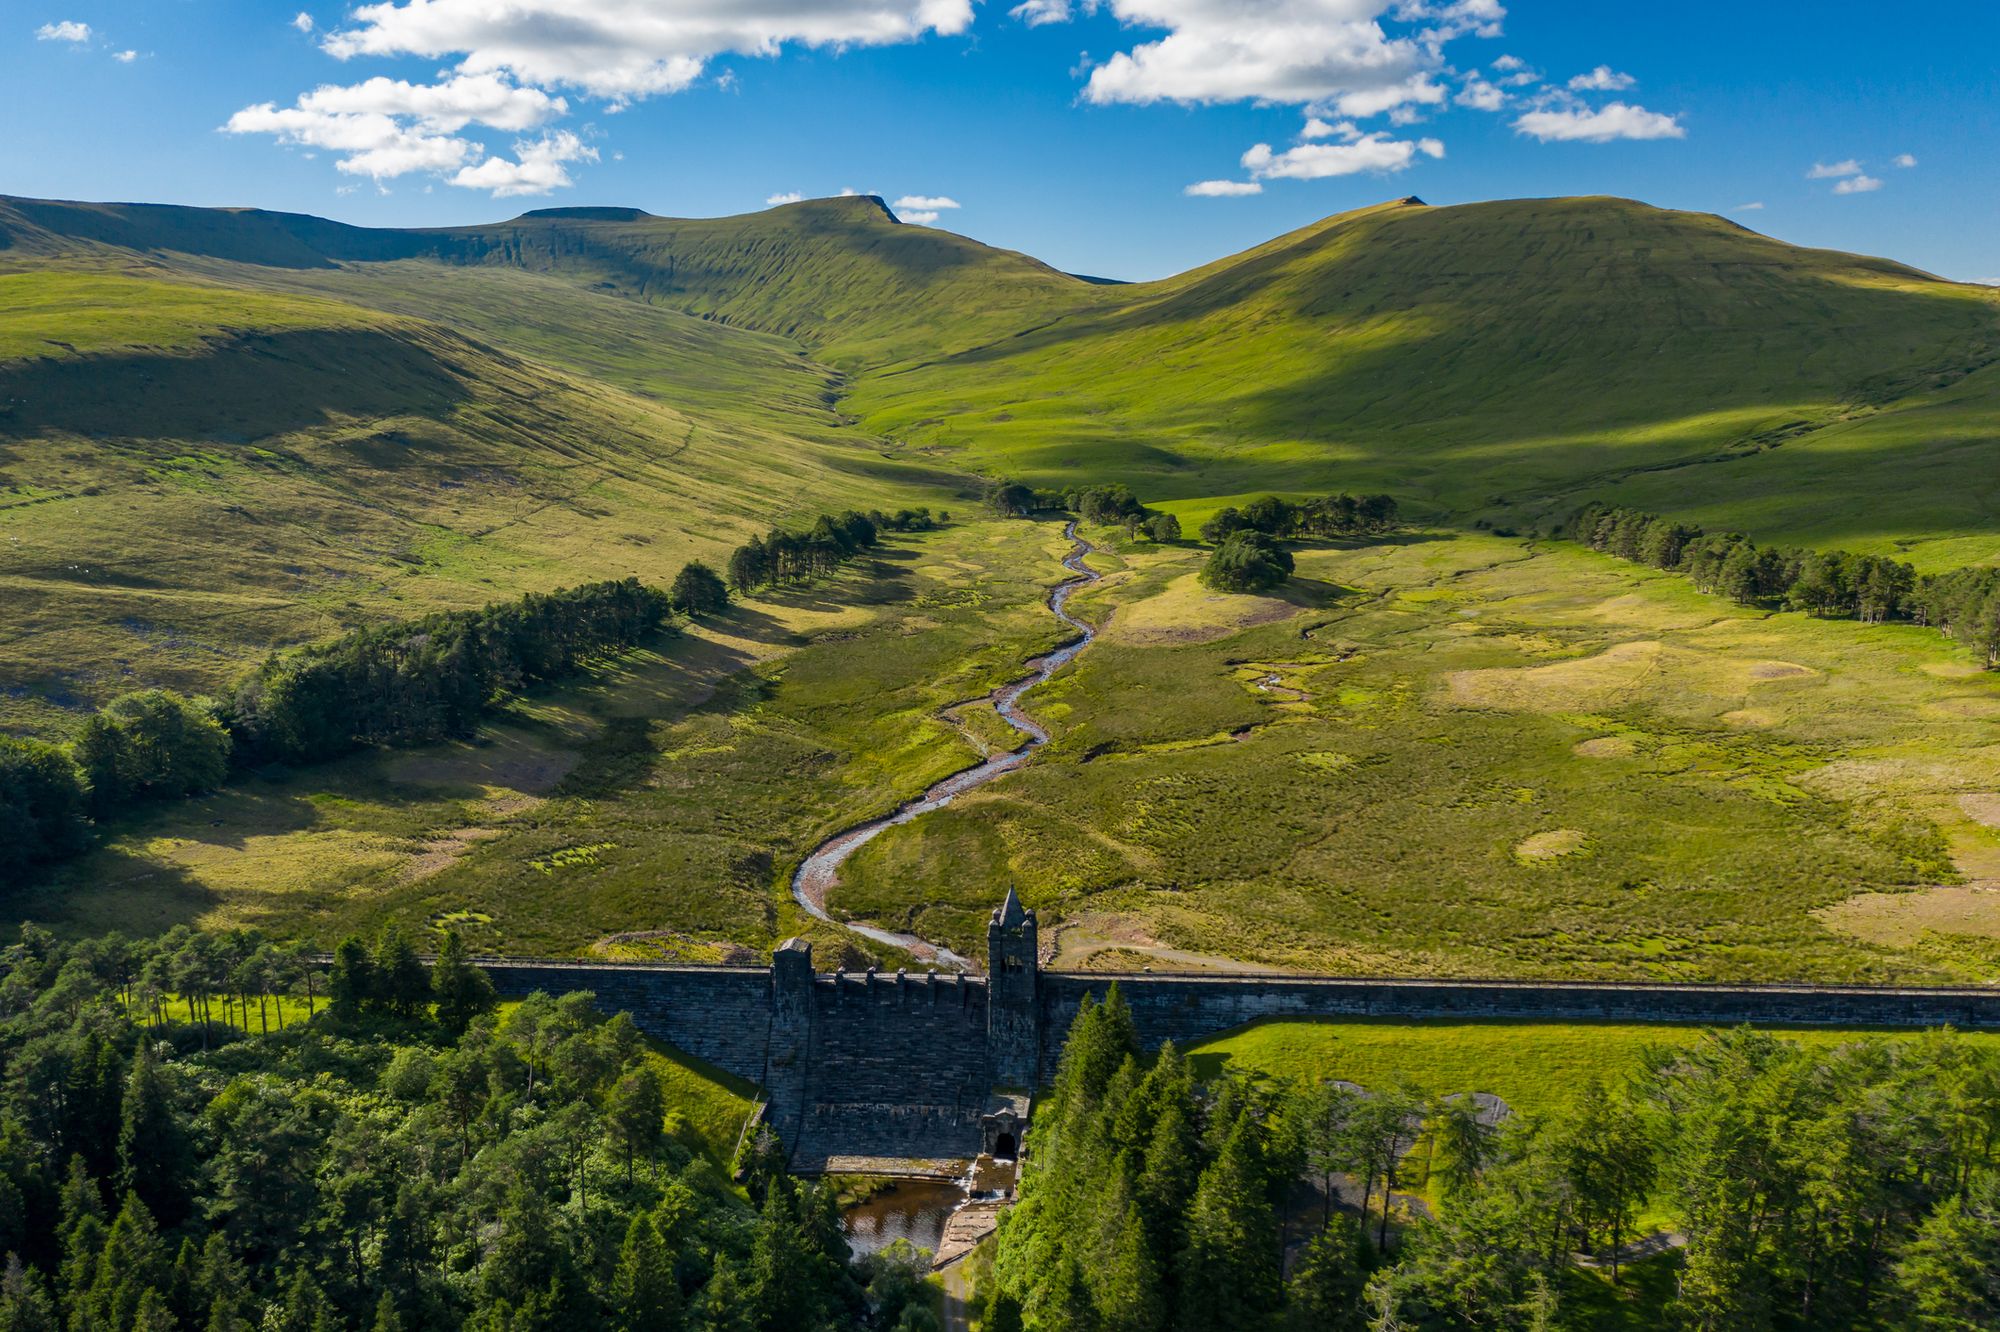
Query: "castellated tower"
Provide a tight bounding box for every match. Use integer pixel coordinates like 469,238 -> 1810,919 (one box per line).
987,886 -> 1040,1087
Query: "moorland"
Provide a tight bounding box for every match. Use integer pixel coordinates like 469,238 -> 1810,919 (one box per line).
6,189 -> 2000,985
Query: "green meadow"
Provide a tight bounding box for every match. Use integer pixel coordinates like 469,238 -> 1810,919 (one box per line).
7,190 -> 2000,989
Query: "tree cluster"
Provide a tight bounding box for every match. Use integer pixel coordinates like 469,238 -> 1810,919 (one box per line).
231,578 -> 674,764
984,482 -> 1181,543
1198,532 -> 1294,595
984,989 -> 2000,1331
2,574 -> 709,880
0,925 -> 925,1331
1562,505 -> 2000,646
723,509 -> 935,594
1200,494 -> 1398,545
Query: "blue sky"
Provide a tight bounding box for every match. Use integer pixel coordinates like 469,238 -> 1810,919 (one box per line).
4,1 -> 1994,283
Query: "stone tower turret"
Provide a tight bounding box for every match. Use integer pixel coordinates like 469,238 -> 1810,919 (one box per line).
987,887 -> 1040,1087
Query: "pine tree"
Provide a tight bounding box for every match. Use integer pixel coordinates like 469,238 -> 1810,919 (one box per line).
1180,1119 -> 1281,1331
431,931 -> 496,1034
0,1255 -> 57,1332
117,1044 -> 193,1228
611,1215 -> 682,1330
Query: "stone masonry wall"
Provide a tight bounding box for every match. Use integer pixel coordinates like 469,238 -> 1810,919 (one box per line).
480,950 -> 2000,1165
792,971 -> 993,1169
481,961 -> 774,1085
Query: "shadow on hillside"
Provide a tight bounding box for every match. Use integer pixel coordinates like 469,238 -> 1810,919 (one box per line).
0,327 -> 472,440
6,846 -> 220,939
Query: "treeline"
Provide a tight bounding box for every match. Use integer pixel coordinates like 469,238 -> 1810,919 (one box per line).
1199,492 -> 1398,544
2,577 -> 692,880
232,578 -> 676,764
0,925 -> 938,1331
1569,502 -> 2000,663
984,482 -> 1181,543
724,508 -> 938,593
981,988 -> 2000,1331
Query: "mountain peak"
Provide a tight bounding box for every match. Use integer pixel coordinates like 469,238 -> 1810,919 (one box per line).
512,206 -> 655,222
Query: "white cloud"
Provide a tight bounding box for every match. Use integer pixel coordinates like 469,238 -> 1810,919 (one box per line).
765,190 -> 804,205
1010,0 -> 1071,25
292,12 -> 314,32
450,130 -> 598,196
1567,64 -> 1633,91
1491,53 -> 1524,70
1893,152 -> 1917,168
1734,201 -> 1764,211
1301,116 -> 1360,140
320,0 -> 975,104
1806,159 -> 1862,179
1512,100 -> 1682,143
1242,131 -> 1443,180
1391,0 -> 1505,41
892,194 -> 961,211
227,73 -> 569,182
1833,173 -> 1882,195
901,210 -> 941,224
36,20 -> 90,41
112,48 -> 136,62
227,102 -> 478,179
1455,76 -> 1504,110
1077,0 -> 1471,116
1184,178 -> 1264,196
293,73 -> 565,131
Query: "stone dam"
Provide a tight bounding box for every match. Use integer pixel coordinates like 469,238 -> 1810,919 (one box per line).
478,891 -> 2000,1169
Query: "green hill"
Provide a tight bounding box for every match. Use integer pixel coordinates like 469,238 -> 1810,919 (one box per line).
845,196 -> 2000,560
8,188 -> 2000,738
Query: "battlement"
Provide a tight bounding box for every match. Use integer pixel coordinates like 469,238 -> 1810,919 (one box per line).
482,897 -> 2000,1166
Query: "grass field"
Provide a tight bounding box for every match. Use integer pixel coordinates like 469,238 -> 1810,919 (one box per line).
6,520 -> 1073,963
0,264 -> 956,737
832,524 -> 2000,982
20,516 -> 2000,987
1186,1017 -> 2000,1120
11,191 -> 2000,992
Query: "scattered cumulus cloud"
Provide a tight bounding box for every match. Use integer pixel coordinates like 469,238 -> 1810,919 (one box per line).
901,211 -> 941,224
450,130 -> 598,196
36,20 -> 90,41
1184,178 -> 1263,197
1567,64 -> 1634,91
1301,116 -> 1358,140
1010,0 -> 1071,26
1513,100 -> 1683,142
1734,201 -> 1764,211
1067,0 -> 1479,117
1893,152 -> 1917,168
1833,174 -> 1882,195
225,72 -> 570,187
892,194 -> 960,211
317,0 -> 973,104
1242,132 -> 1443,181
1807,159 -> 1863,179
292,12 -> 314,33
112,48 -> 136,62
765,190 -> 803,206
1490,53 -> 1524,70
1455,76 -> 1505,111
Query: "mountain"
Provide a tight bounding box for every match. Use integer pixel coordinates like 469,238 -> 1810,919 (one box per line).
5,189 -> 2000,733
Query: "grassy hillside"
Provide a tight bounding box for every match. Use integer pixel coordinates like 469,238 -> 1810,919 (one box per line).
847,197 -> 2000,560
0,263 -> 952,736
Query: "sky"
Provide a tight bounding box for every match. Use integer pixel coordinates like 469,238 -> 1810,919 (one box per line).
3,1 -> 1995,283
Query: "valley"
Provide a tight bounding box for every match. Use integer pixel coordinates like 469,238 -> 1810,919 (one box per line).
6,190 -> 2000,987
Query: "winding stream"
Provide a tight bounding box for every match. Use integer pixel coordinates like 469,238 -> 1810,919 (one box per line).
789,521 -> 1101,969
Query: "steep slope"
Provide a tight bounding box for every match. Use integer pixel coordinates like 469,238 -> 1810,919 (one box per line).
0,264 -> 947,738
0,193 -> 1106,370
847,196 -> 2000,557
